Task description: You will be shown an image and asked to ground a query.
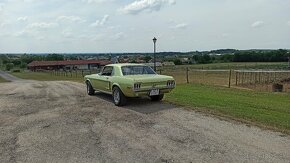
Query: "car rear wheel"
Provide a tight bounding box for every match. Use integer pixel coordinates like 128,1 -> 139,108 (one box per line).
150,94 -> 164,101
86,81 -> 95,95
112,86 -> 127,106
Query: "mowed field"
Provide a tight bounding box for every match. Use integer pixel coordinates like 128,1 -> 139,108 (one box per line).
166,84 -> 290,134
0,76 -> 9,83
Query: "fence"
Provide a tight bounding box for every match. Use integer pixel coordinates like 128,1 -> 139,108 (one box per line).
40,67 -> 290,92
48,69 -> 101,78
158,67 -> 290,92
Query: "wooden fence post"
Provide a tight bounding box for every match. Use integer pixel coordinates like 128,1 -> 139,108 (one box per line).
186,67 -> 189,84
241,72 -> 244,84
228,69 -> 232,88
235,71 -> 238,86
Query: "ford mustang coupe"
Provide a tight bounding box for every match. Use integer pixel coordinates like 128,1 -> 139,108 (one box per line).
84,63 -> 175,106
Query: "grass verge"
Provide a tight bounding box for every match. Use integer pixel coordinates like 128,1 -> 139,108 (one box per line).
165,84 -> 290,134
11,71 -> 84,83
0,76 -> 9,83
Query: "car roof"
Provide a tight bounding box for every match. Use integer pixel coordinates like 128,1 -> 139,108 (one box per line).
106,63 -> 146,67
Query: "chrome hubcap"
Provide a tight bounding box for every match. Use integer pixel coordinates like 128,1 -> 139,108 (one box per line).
87,84 -> 89,93
113,90 -> 120,104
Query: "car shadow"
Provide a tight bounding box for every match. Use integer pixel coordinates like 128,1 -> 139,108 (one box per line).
94,92 -> 176,114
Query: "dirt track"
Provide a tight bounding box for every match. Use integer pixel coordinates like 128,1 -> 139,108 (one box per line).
0,80 -> 290,163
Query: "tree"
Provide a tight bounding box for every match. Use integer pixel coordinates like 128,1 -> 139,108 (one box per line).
173,59 -> 182,65
6,63 -> 14,71
46,54 -> 64,61
144,56 -> 152,63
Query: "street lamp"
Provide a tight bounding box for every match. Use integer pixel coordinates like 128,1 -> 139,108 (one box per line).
288,57 -> 290,69
153,37 -> 157,71
287,52 -> 290,69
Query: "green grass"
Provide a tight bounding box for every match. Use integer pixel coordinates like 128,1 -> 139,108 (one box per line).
11,71 -> 85,83
0,76 -> 9,83
165,84 -> 290,133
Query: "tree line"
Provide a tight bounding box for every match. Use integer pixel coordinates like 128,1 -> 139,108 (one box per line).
189,49 -> 289,64
0,54 -> 66,71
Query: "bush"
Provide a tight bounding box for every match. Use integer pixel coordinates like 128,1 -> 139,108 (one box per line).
20,63 -> 27,69
5,63 -> 14,71
12,69 -> 21,73
173,59 -> 182,65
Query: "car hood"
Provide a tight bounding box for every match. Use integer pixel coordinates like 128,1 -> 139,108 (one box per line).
124,75 -> 174,83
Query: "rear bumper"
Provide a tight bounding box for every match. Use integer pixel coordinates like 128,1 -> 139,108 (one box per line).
123,87 -> 175,97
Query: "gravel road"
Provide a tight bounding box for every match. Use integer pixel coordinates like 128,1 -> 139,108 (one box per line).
0,80 -> 290,163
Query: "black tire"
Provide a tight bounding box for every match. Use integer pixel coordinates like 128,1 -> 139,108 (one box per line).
112,86 -> 127,106
86,81 -> 95,95
150,94 -> 164,101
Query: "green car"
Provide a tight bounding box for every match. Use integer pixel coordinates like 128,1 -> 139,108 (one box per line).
84,63 -> 175,106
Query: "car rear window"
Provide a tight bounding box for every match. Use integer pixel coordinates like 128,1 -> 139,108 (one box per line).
121,66 -> 156,76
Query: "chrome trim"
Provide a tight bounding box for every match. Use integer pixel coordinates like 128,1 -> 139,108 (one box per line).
94,88 -> 112,95
133,87 -> 174,93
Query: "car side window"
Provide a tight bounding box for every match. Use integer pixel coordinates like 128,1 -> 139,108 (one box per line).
101,66 -> 113,76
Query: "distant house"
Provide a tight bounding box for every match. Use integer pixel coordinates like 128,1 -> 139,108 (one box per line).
162,62 -> 175,66
145,62 -> 162,68
28,60 -> 111,71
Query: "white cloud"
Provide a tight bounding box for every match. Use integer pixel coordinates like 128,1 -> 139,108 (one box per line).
13,22 -> 58,38
90,15 -> 109,27
111,32 -> 126,40
170,23 -> 188,29
57,16 -> 86,23
119,0 -> 176,15
82,0 -> 114,3
0,3 -> 4,12
17,16 -> 28,21
251,21 -> 265,28
62,29 -> 73,38
90,34 -> 105,41
27,22 -> 58,29
23,0 -> 38,3
287,21 -> 290,26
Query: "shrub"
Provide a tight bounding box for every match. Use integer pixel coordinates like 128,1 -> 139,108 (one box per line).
5,63 -> 14,71
12,69 -> 21,73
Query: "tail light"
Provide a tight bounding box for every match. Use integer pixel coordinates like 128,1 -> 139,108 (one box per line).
133,83 -> 141,91
167,80 -> 175,88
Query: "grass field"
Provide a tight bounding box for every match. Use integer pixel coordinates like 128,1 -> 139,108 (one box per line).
11,71 -> 85,83
165,84 -> 290,133
0,76 -> 9,83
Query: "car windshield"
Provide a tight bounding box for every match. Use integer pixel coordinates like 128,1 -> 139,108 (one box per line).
121,66 -> 156,76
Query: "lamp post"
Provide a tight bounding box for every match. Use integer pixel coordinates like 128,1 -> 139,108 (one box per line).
287,52 -> 290,69
288,56 -> 290,69
153,37 -> 157,71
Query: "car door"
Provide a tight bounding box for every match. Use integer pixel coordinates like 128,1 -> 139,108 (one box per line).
98,66 -> 113,93
90,73 -> 102,91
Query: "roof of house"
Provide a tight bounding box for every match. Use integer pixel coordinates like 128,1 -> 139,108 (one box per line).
28,60 -> 111,67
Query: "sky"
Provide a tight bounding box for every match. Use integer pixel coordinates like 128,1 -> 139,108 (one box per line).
0,0 -> 289,53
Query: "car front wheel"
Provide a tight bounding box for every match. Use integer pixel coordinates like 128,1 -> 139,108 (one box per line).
150,94 -> 164,101
112,86 -> 127,106
86,81 -> 95,95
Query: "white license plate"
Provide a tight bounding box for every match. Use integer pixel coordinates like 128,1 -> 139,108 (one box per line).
149,89 -> 159,96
